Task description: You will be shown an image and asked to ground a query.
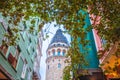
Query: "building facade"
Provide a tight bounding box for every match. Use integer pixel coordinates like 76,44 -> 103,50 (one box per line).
0,14 -> 41,80
73,11 -> 105,80
90,12 -> 120,80
33,30 -> 43,80
46,29 -> 69,80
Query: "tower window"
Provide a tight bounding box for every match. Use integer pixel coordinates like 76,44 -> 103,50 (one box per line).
57,49 -> 61,56
53,52 -> 55,56
48,65 -> 49,69
62,52 -> 65,56
58,51 -> 60,56
58,63 -> 61,68
54,44 -> 56,47
52,49 -> 55,56
57,44 -> 60,46
62,50 -> 66,56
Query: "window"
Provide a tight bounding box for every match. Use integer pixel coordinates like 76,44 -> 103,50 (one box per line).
53,52 -> 55,56
54,44 -> 56,47
21,59 -> 27,79
48,65 -> 49,70
15,45 -> 21,60
57,44 -> 60,46
57,49 -> 61,56
62,50 -> 66,56
0,44 -> 8,55
8,53 -> 17,68
62,52 -> 65,56
27,68 -> 31,80
52,49 -> 55,56
58,51 -> 60,56
58,63 -> 61,68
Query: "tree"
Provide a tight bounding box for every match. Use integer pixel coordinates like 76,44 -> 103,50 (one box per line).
0,0 -> 120,79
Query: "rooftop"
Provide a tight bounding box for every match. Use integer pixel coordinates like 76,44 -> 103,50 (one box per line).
48,29 -> 69,47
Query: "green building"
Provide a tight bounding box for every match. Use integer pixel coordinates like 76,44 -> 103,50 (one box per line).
77,10 -> 104,80
0,14 -> 40,80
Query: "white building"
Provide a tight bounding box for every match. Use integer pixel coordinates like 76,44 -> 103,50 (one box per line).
33,30 -> 43,80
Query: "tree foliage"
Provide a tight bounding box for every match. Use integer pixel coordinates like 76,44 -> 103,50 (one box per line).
0,0 -> 120,79
89,0 -> 120,50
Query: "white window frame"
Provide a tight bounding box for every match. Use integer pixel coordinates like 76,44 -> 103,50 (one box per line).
21,59 -> 27,79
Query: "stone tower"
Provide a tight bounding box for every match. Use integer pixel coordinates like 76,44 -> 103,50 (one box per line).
46,29 -> 69,80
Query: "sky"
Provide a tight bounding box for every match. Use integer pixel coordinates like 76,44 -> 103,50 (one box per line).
40,22 -> 71,80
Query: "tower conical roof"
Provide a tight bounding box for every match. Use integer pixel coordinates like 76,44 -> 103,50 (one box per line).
50,29 -> 69,45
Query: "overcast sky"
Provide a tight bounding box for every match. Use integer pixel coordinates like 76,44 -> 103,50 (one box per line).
40,22 -> 71,80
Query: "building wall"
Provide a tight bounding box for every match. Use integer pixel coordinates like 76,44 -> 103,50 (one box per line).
46,44 -> 68,80
46,56 -> 67,80
78,11 -> 99,69
0,14 -> 40,80
33,31 -> 43,80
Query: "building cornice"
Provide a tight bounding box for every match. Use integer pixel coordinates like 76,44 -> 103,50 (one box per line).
46,56 -> 66,63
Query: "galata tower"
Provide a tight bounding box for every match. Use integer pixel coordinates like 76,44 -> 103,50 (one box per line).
46,29 -> 69,80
